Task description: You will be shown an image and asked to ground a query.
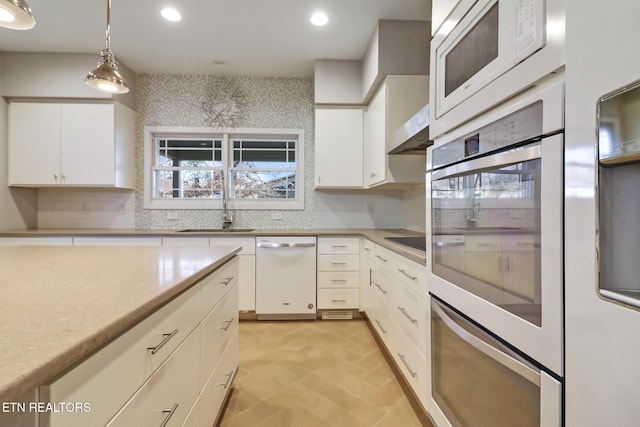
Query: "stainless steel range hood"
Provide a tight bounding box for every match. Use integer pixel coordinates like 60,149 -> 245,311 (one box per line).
388,104 -> 432,154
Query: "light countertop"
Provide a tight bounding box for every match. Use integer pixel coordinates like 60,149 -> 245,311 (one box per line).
0,245 -> 240,403
0,228 -> 427,264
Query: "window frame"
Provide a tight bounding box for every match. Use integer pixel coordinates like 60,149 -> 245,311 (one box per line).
144,126 -> 305,210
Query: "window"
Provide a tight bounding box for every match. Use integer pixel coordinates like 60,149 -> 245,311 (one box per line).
144,127 -> 304,210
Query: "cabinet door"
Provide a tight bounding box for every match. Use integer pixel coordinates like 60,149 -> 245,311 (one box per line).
315,108 -> 363,188
8,103 -> 61,186
61,104 -> 115,185
363,83 -> 387,187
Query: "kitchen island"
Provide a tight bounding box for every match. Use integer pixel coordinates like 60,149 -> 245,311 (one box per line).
0,244 -> 240,426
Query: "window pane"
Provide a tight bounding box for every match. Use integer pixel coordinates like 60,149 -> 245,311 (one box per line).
231,171 -> 296,199
153,169 -> 222,199
156,139 -> 222,167
232,139 -> 295,168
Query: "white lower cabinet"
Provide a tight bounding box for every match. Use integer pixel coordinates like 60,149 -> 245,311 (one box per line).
361,239 -> 428,407
106,329 -> 200,426
317,237 -> 360,310
39,258 -> 239,427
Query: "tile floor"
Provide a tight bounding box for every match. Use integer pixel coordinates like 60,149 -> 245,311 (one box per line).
219,319 -> 432,427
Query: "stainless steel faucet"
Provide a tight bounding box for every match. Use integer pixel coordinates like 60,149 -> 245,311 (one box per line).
221,174 -> 233,229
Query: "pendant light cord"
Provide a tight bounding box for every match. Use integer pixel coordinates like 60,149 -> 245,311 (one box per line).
105,0 -> 111,50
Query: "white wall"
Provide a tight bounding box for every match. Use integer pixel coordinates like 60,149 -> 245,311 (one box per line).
0,53 -> 37,230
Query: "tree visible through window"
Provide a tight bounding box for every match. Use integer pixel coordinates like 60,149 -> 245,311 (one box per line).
145,128 -> 304,210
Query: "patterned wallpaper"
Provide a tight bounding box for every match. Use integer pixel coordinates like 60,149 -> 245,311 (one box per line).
134,74 -> 315,229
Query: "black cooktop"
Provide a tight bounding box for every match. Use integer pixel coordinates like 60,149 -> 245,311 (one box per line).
384,236 -> 426,252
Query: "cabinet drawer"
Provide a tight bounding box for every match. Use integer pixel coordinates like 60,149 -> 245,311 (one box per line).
209,237 -> 255,255
318,271 -> 359,288
317,288 -> 359,309
162,237 -> 211,246
388,323 -> 427,407
106,329 -> 200,427
72,237 -> 162,246
388,279 -> 427,355
387,252 -> 427,296
317,237 -> 359,254
362,239 -> 376,260
200,284 -> 239,386
40,284 -> 201,427
193,331 -> 238,427
200,257 -> 239,316
317,254 -> 359,271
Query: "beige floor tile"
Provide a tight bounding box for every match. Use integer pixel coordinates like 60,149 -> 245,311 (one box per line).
218,319 -> 429,426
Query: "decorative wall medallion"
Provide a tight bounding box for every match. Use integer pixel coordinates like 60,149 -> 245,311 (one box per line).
201,77 -> 248,128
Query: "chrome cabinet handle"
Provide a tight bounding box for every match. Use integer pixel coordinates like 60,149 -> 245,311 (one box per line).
221,276 -> 234,285
220,318 -> 234,331
331,245 -> 348,248
148,329 -> 179,355
374,282 -> 388,295
397,353 -> 417,378
397,306 -> 418,324
375,255 -> 388,262
331,279 -> 347,282
364,247 -> 372,252
331,299 -> 347,303
331,262 -> 347,265
159,403 -> 178,427
220,370 -> 234,389
374,319 -> 388,334
505,257 -> 510,272
397,269 -> 418,281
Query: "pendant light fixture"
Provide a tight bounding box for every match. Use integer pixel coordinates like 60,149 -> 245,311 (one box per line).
0,0 -> 36,30
85,0 -> 129,94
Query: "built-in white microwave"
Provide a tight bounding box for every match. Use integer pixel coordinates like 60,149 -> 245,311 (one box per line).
429,0 -> 566,138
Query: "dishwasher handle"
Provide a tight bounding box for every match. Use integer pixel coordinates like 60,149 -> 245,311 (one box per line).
257,242 -> 316,249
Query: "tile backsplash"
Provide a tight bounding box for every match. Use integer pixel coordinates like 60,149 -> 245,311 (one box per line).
34,73 -> 427,231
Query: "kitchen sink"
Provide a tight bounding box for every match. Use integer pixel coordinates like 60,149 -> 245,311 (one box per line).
176,228 -> 255,233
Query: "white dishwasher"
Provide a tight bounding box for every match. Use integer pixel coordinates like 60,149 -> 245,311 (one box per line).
255,236 -> 317,320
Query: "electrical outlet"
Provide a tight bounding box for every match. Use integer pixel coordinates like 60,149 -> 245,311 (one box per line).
271,212 -> 283,221
366,203 -> 374,214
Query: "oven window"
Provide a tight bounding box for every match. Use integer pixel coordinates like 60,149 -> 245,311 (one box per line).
432,300 -> 540,427
445,2 -> 499,97
431,157 -> 542,325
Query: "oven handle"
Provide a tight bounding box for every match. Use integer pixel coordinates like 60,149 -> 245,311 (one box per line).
431,144 -> 541,181
431,299 -> 541,386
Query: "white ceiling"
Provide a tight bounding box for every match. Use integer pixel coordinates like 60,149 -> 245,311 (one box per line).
0,0 -> 431,77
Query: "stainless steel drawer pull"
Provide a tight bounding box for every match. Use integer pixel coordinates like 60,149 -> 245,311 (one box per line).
257,242 -> 316,248
331,279 -> 347,282
220,318 -> 234,331
160,403 -> 179,427
374,319 -> 388,334
148,328 -> 179,355
331,245 -> 348,248
331,299 -> 347,303
220,370 -> 234,389
397,269 -> 418,281
397,353 -> 417,378
374,282 -> 388,295
397,306 -> 418,324
364,247 -> 372,252
375,255 -> 388,262
331,262 -> 347,265
221,276 -> 234,285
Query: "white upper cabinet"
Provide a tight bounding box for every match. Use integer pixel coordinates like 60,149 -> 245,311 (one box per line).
363,75 -> 428,188
8,102 -> 135,189
314,107 -> 364,189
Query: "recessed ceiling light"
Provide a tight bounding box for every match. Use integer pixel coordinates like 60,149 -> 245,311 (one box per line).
310,12 -> 328,26
161,7 -> 181,22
